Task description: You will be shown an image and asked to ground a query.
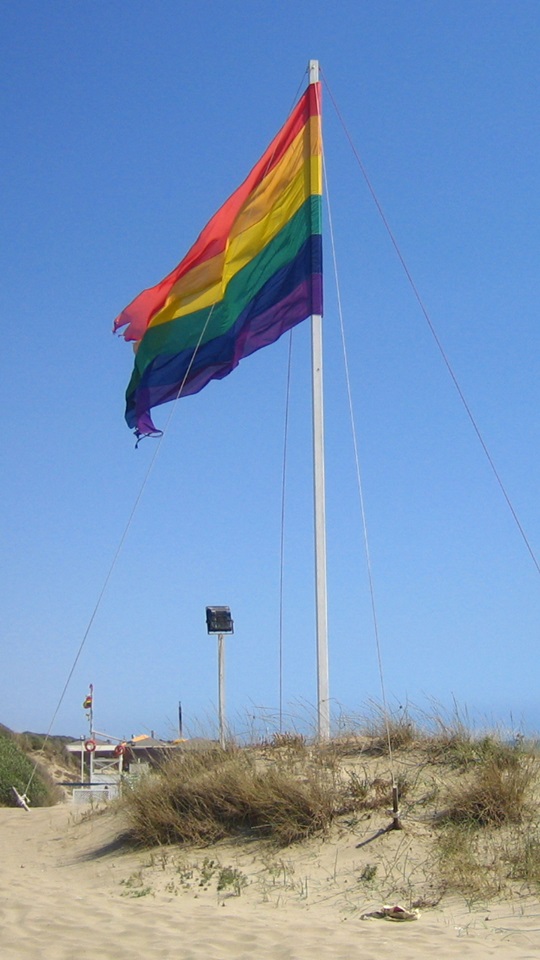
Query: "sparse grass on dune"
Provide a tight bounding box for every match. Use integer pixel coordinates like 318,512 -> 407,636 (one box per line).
5,706 -> 540,904
330,701 -> 420,757
427,726 -> 539,899
118,709 -> 540,904
16,731 -> 78,767
508,832 -> 540,885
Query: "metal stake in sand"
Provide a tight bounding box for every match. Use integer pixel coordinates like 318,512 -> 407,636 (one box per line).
390,783 -> 403,831
206,606 -> 234,749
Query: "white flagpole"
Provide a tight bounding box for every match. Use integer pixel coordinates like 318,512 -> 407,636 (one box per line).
309,59 -> 330,739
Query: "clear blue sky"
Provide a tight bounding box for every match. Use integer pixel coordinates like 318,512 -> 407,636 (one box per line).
2,1 -> 540,741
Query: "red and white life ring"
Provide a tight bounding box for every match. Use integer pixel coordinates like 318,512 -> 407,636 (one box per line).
85,739 -> 97,753
114,743 -> 126,757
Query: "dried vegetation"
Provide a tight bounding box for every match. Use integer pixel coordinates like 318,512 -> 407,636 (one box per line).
118,704 -> 540,904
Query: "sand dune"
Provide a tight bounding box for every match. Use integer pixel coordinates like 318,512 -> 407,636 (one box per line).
1,801 -> 539,959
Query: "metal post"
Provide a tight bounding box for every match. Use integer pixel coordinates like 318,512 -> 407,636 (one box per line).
391,783 -> 403,830
217,633 -> 226,748
312,309 -> 330,740
309,59 -> 330,740
89,684 -> 94,784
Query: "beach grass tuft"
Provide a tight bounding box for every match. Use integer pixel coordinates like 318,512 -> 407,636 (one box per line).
120,744 -> 361,848
438,753 -> 532,827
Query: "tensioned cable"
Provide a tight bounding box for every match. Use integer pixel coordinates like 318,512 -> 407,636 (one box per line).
22,306 -> 216,798
321,111 -> 397,774
278,332 -> 294,734
322,72 -> 540,580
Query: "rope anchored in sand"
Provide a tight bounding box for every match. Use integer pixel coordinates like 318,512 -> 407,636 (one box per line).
11,786 -> 30,811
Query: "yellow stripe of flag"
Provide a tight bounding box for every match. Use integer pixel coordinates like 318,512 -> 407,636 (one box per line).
149,117 -> 321,329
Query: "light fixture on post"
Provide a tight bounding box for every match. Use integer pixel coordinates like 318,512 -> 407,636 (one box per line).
206,606 -> 234,748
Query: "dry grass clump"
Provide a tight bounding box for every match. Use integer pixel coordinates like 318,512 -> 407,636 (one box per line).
121,745 -> 355,848
268,731 -> 307,752
333,702 -> 420,757
363,703 -> 419,754
260,731 -> 310,766
438,755 -> 533,827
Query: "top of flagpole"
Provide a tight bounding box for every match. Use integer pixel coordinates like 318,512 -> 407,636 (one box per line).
309,60 -> 319,84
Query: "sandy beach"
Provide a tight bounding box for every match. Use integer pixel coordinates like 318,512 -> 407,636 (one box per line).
1,799 -> 539,960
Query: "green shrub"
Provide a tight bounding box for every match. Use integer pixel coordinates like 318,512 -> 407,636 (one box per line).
0,734 -> 60,807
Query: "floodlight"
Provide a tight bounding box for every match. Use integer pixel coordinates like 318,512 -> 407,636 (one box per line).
206,605 -> 234,635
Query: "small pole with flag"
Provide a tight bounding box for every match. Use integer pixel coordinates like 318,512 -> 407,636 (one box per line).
83,684 -> 94,782
83,685 -> 93,728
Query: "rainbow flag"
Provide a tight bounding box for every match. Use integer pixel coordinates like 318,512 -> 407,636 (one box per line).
114,80 -> 322,437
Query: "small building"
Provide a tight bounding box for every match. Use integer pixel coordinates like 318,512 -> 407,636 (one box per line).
64,734 -> 213,802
